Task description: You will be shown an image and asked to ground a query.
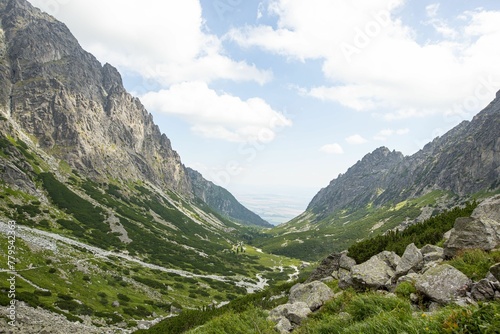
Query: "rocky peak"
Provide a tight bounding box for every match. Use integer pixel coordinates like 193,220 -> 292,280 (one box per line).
1,0 -> 268,225
102,63 -> 124,93
307,146 -> 404,216
0,0 -> 192,195
307,93 -> 500,218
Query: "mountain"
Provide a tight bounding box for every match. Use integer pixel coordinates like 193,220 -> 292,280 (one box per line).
0,0 -> 298,331
0,0 -> 267,227
258,91 -> 500,261
187,168 -> 272,227
309,92 -> 500,217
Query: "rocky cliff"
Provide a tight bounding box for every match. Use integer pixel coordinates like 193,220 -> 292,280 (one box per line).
0,0 -> 265,226
0,0 -> 191,195
308,94 -> 500,218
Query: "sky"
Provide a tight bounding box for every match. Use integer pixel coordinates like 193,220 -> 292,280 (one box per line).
28,0 -> 500,224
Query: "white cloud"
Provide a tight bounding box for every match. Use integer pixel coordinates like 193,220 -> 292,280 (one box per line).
426,4 -> 440,18
28,0 -> 272,85
423,3 -> 459,39
374,128 -> 409,141
346,134 -> 368,145
320,143 -> 344,154
141,82 -> 292,143
228,0 -> 500,119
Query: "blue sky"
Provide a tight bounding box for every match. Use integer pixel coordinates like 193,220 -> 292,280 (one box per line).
29,0 -> 500,224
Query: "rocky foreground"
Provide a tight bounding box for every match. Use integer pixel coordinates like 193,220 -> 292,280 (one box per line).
269,195 -> 500,333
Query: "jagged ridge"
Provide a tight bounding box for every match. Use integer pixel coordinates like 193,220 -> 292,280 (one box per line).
308,94 -> 500,218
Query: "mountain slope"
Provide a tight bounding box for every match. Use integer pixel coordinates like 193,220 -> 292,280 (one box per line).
259,91 -> 500,261
310,92 -> 500,217
187,168 -> 272,228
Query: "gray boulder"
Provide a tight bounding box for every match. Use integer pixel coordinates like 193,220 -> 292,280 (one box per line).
471,195 -> 500,222
396,243 -> 423,276
275,317 -> 293,334
470,279 -> 496,301
421,244 -> 444,263
490,263 -> 500,281
305,253 -> 342,283
337,253 -> 356,288
444,196 -> 500,258
415,264 -> 471,304
339,253 -> 356,270
350,251 -> 400,290
269,302 -> 311,326
338,268 -> 353,289
289,281 -> 334,311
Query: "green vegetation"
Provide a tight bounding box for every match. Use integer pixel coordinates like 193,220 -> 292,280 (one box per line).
295,291 -> 500,334
347,201 -> 477,263
256,190 -> 457,262
140,280 -> 500,334
139,281 -> 295,334
446,249 -> 500,281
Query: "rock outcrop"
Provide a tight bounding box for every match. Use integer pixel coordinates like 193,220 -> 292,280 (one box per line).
350,251 -> 400,290
415,264 -> 471,304
268,281 -> 334,333
289,281 -> 335,311
0,0 -> 193,196
444,195 -> 500,258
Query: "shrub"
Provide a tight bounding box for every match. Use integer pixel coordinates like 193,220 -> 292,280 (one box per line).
57,294 -> 74,301
447,249 -> 500,281
34,290 -> 52,297
394,281 -> 417,299
117,293 -> 131,302
48,268 -> 57,274
17,291 -> 41,307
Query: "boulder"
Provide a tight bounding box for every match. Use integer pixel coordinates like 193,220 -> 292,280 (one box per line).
444,196 -> 500,258
275,317 -> 293,334
289,281 -> 334,311
415,264 -> 471,304
396,272 -> 420,285
339,253 -> 356,270
269,302 -> 311,326
350,251 -> 400,290
305,253 -> 342,283
338,268 -> 353,289
421,244 -> 444,263
396,243 -> 423,276
490,263 -> 500,281
337,253 -> 356,288
377,251 -> 401,270
470,279 -> 496,301
471,195 -> 500,222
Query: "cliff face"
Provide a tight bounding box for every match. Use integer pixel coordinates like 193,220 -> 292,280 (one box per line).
0,0 -> 270,227
307,94 -> 500,218
0,0 -> 191,195
308,147 -> 404,217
